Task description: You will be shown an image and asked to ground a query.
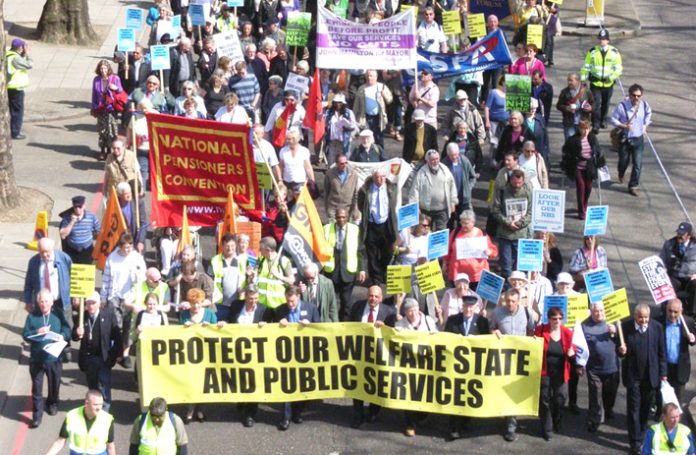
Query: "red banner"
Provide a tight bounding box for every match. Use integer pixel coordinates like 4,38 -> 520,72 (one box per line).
147,113 -> 261,227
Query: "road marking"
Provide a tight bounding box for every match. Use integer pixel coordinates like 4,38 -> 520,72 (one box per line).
10,395 -> 32,455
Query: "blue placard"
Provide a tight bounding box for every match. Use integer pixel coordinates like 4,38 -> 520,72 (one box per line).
516,239 -> 544,272
150,45 -> 171,71
476,270 -> 505,303
427,229 -> 449,261
227,0 -> 244,6
189,4 -> 206,26
584,268 -> 614,303
170,15 -> 181,39
125,8 -> 143,29
397,203 -> 419,231
584,205 -> 609,236
247,254 -> 257,269
117,28 -> 136,52
542,295 -> 568,324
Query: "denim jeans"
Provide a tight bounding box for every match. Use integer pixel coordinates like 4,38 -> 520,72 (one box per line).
617,135 -> 645,188
563,126 -> 577,141
498,238 -> 518,279
8,88 -> 24,137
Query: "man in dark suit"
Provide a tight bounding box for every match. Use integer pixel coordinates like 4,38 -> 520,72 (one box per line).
275,285 -> 321,431
348,285 -> 396,429
444,295 -> 489,440
169,37 -> 196,97
118,44 -> 152,94
74,291 -> 122,412
619,303 -> 667,454
229,286 -> 272,427
658,299 -> 696,405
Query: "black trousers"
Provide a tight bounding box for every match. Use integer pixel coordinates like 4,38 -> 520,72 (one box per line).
365,221 -> 392,285
238,403 -> 258,420
63,243 -> 94,265
539,377 -> 567,433
282,401 -> 306,422
8,88 -> 24,137
352,399 -> 381,420
30,361 -> 62,420
590,84 -> 613,129
334,279 -> 354,322
625,378 -> 656,449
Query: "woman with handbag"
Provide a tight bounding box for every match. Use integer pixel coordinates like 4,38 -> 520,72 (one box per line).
91,60 -> 125,161
561,120 -> 604,220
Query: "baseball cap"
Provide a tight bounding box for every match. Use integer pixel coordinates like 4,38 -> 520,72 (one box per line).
72,195 -> 86,207
455,273 -> 470,283
412,109 -> 426,121
11,38 -> 25,49
359,129 -> 374,138
677,222 -> 693,235
556,272 -> 574,285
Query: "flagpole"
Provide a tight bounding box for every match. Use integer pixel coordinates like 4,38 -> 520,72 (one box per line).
252,130 -> 282,195
130,104 -> 141,233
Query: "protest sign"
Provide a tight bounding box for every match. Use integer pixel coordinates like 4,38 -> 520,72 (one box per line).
189,4 -> 208,27
638,255 -> 677,304
566,294 -> 589,327
285,72 -> 310,99
467,13 -> 486,38
139,323 -> 543,417
427,229 -> 449,261
442,11 -> 462,35
286,11 -> 312,47
543,295 -> 568,324
170,15 -> 181,39
517,239 -> 544,272
70,264 -> 96,298
477,270 -> 505,303
117,27 -> 136,52
505,74 -> 532,113
526,24 -> 543,48
147,113 -> 260,226
455,236 -> 488,260
227,0 -> 244,5
470,0 -> 511,21
415,260 -> 446,294
387,265 -> 412,294
584,206 -> 609,236
397,203 -> 419,231
584,268 -> 614,303
532,189 -> 565,233
126,8 -> 143,29
602,288 -> 630,324
150,45 -> 171,71
255,162 -> 272,189
213,31 -> 244,62
399,4 -> 418,19
317,6 -> 416,70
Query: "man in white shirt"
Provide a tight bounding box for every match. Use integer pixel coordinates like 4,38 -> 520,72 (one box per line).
416,7 -> 448,53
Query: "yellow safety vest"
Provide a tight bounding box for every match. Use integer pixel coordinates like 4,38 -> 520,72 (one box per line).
6,50 -> 29,90
580,45 -> 623,88
210,254 -> 247,304
323,223 -> 359,274
138,412 -> 178,455
651,422 -> 692,455
257,255 -> 290,309
133,281 -> 169,310
65,406 -> 114,455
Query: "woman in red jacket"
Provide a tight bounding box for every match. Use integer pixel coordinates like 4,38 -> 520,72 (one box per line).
443,210 -> 497,290
535,306 -> 575,441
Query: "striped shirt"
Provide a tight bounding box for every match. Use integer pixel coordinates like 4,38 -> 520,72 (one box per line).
60,212 -> 100,250
228,74 -> 260,110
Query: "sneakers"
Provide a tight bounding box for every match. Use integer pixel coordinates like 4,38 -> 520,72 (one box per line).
12,134 -> 26,140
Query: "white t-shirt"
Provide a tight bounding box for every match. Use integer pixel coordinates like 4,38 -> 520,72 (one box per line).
215,105 -> 249,124
279,145 -> 310,183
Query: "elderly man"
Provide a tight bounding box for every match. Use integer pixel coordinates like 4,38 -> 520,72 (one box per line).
490,288 -> 535,442
531,69 -> 553,126
118,44 -> 151,94
300,262 -> 338,323
23,289 -> 71,428
358,168 -> 398,286
443,90 -> 486,148
642,403 -> 695,455
579,302 -> 619,433
556,73 -> 594,140
403,109 -> 438,165
408,149 -> 458,232
59,195 -> 100,264
417,6 -> 447,53
129,397 -> 189,454
251,236 -> 295,311
197,37 -> 218,85
207,233 -> 247,321
349,129 -> 386,163
23,237 -> 72,318
581,29 -> 623,132
103,138 -> 141,200
658,299 -> 696,405
169,37 -> 196,97
442,143 -> 477,222
660,222 -> 696,314
409,68 -> 440,129
353,69 -> 393,149
619,303 -> 667,455
324,155 -> 360,222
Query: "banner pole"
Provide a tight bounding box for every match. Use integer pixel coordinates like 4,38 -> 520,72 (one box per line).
160,69 -> 165,94
681,315 -> 692,338
78,298 -> 84,339
617,321 -> 625,347
131,107 -> 141,233
252,130 -> 281,195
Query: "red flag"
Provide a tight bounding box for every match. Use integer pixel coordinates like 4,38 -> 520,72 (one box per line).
303,68 -> 325,145
272,103 -> 297,148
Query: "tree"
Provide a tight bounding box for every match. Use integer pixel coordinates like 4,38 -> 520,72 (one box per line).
0,0 -> 21,210
37,0 -> 97,45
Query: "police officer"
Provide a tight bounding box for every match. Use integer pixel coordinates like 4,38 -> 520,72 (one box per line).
580,29 -> 622,133
129,397 -> 189,455
6,38 -> 32,139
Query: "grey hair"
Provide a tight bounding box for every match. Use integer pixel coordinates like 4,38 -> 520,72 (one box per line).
425,149 -> 440,160
459,210 -> 476,222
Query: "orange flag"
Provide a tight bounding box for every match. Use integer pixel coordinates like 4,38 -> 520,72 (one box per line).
282,184 -> 332,267
92,186 -> 128,270
302,68 -> 325,145
217,189 -> 238,253
176,205 -> 192,255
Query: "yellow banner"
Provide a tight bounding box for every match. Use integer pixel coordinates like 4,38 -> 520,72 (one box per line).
138,323 -> 543,417
467,13 -> 486,38
70,264 -> 96,298
526,24 -> 543,49
566,294 -> 589,327
386,265 -> 412,295
602,288 -> 630,324
399,4 -> 418,19
415,260 -> 446,294
442,11 -> 462,35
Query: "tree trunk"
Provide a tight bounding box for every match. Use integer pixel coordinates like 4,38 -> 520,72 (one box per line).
0,0 -> 21,210
37,0 -> 97,45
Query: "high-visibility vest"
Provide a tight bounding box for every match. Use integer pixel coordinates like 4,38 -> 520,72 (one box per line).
580,45 -> 623,88
6,50 -> 29,90
257,255 -> 290,309
138,412 -> 178,455
210,254 -> 247,304
65,406 -> 114,455
133,281 -> 169,310
216,16 -> 237,33
651,422 -> 692,455
323,222 -> 359,274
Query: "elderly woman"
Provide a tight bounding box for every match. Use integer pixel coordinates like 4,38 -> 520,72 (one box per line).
179,287 -> 224,423
261,75 -> 284,123
518,140 -> 548,189
444,210 -> 498,288
535,306 -> 575,441
444,121 -> 483,175
215,92 -> 250,125
569,235 -> 608,291
395,213 -> 431,267
496,110 -> 535,164
204,71 -> 230,119
91,59 -> 124,161
217,56 -> 235,84
561,119 -> 604,220
505,270 -> 535,317
257,37 -> 278,71
131,75 -> 167,113
325,93 -> 357,164
174,80 -> 206,117
279,129 -> 314,188
510,44 -> 546,81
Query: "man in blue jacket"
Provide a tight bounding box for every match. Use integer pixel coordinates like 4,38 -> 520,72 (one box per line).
24,238 -> 72,322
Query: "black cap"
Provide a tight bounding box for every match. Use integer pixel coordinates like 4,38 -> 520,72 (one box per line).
597,29 -> 610,40
462,295 -> 478,306
677,222 -> 693,235
264,16 -> 280,26
72,195 -> 86,207
160,33 -> 172,45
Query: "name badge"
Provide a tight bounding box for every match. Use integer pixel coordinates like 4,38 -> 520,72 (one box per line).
300,311 -> 307,316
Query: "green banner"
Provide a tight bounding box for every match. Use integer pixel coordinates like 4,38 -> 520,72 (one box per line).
505,74 -> 532,113
286,12 -> 312,47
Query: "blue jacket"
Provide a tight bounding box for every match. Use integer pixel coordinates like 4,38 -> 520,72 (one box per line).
23,251 -> 72,309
